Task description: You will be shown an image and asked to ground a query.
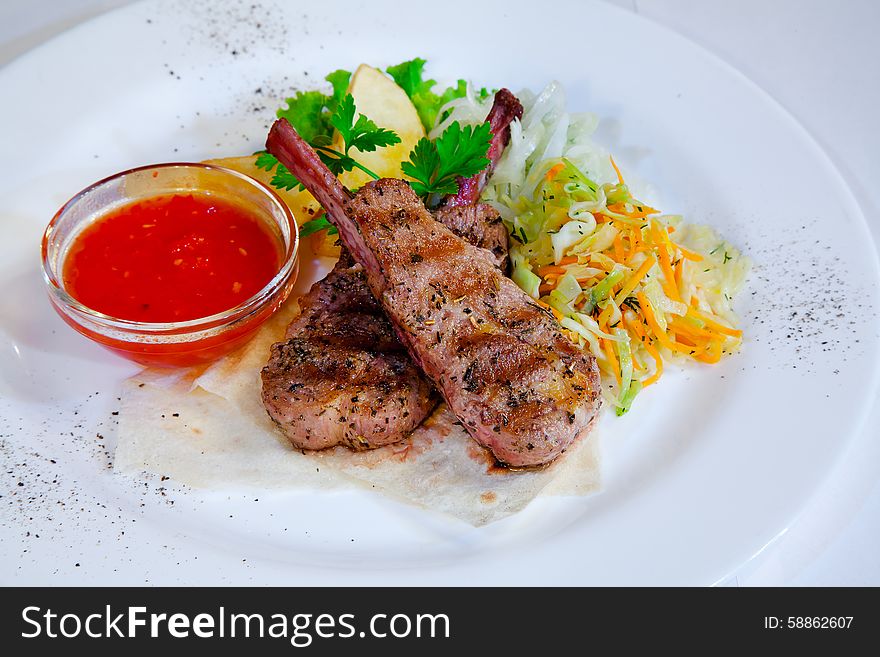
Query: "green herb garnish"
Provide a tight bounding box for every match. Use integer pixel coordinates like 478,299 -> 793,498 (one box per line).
257,91 -> 401,190
299,216 -> 337,238
401,120 -> 492,198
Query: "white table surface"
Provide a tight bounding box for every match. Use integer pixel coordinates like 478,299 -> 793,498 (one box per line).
2,0 -> 877,586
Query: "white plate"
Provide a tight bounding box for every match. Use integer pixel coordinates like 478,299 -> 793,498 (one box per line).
1,0 -> 878,585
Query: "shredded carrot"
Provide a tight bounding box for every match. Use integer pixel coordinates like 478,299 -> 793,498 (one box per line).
597,300 -> 617,327
537,256 -> 581,277
615,256 -> 655,305
629,227 -> 640,257
613,232 -> 625,262
636,292 -> 668,345
642,341 -> 663,386
537,264 -> 567,278
609,156 -> 625,186
601,337 -> 622,385
693,339 -> 724,364
622,313 -> 645,341
687,308 -> 743,337
607,202 -> 660,219
656,242 -> 681,301
545,162 -> 565,182
649,222 -> 681,301
674,244 -> 704,262
669,317 -> 717,340
674,334 -> 700,348
648,219 -> 670,247
538,283 -> 554,296
636,292 -> 693,355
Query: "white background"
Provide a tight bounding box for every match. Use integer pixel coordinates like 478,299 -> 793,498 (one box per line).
1,0 -> 877,585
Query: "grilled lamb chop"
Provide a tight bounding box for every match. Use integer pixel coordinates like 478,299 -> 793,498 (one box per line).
433,204 -> 509,272
262,251 -> 435,450
262,90 -> 521,451
266,115 -> 602,467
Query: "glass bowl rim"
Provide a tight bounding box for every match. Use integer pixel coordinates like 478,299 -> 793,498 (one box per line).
41,161 -> 299,335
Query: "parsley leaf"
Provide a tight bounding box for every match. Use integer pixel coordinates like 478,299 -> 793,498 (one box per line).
270,166 -> 302,191
254,151 -> 303,191
299,216 -> 337,237
254,151 -> 281,172
309,93 -> 400,181
435,121 -> 492,179
401,121 -> 492,198
262,87 -> 401,194
330,95 -> 401,155
329,93 -> 357,144
400,137 -> 442,195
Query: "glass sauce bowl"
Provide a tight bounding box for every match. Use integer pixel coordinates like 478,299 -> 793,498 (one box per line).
41,163 -> 299,367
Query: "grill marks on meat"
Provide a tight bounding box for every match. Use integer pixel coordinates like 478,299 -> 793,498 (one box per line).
262,252 -> 437,451
262,215 -> 508,452
267,118 -> 601,465
433,204 -> 509,272
346,180 -> 601,466
262,90 -> 521,454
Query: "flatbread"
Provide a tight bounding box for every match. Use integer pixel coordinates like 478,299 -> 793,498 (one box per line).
115,252 -> 601,525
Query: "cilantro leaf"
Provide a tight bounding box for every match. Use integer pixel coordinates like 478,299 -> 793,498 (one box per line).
401,120 -> 492,199
299,215 -> 337,237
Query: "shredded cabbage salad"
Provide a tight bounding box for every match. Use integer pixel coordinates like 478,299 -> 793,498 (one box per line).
436,82 -> 749,414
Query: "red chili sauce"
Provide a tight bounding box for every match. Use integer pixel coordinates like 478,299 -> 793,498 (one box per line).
63,193 -> 281,322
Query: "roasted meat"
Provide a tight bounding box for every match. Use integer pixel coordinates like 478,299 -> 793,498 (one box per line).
262,90 -> 521,452
433,204 -> 509,272
262,252 -> 436,450
266,117 -> 602,467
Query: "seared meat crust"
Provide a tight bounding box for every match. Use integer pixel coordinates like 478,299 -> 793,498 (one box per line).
261,253 -> 436,450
